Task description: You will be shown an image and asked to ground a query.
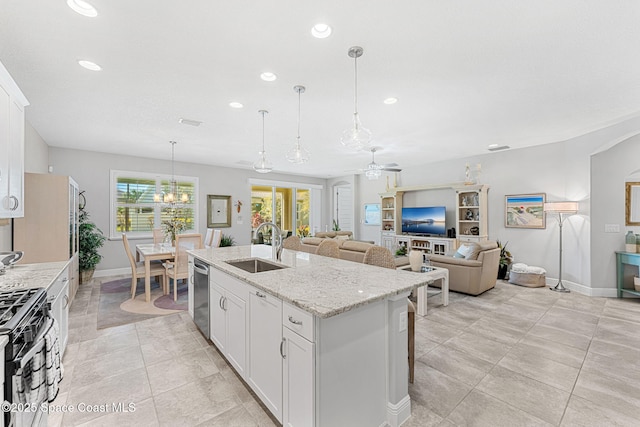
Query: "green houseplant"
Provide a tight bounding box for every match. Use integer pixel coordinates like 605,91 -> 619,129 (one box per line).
220,233 -> 236,247
79,209 -> 106,283
497,240 -> 513,280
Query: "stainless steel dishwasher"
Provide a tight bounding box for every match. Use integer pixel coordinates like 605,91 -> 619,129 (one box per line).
193,258 -> 210,337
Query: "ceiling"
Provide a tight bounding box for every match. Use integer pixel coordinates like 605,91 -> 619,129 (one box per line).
1,1 -> 639,178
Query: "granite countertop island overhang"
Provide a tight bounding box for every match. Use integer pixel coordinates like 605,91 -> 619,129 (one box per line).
188,245 -> 429,319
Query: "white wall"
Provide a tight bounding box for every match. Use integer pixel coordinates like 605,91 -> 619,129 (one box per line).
48,147 -> 326,273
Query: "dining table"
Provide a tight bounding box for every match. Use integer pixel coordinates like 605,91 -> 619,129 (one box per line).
135,243 -> 175,303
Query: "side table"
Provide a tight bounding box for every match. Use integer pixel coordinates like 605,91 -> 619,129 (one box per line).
616,251 -> 640,298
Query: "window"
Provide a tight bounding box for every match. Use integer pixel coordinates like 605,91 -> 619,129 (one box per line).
110,170 -> 198,239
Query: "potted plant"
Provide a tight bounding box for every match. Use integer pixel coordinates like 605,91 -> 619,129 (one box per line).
79,209 -> 106,283
220,233 -> 236,247
497,240 -> 513,280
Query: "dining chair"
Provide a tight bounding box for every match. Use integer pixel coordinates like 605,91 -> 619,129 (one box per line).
152,228 -> 164,244
165,233 -> 203,301
211,229 -> 222,248
316,239 -> 340,258
363,245 -> 416,383
122,233 -> 167,299
204,228 -> 214,247
282,235 -> 302,250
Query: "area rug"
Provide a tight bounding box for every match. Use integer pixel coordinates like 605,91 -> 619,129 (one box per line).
97,277 -> 188,330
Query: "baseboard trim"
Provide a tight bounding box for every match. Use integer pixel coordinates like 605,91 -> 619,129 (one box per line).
544,277 -> 619,297
93,267 -> 130,278
386,395 -> 411,427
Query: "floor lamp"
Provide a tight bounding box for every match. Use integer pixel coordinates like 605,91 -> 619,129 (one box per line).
544,201 -> 579,292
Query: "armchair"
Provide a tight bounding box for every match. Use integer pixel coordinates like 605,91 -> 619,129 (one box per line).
428,241 -> 500,295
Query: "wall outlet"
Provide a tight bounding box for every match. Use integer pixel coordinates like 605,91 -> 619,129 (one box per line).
605,224 -> 620,233
399,311 -> 407,332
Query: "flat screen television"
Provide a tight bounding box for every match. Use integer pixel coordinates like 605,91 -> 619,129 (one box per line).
401,206 -> 446,236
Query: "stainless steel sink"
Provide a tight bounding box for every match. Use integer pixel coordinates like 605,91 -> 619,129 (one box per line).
225,258 -> 288,273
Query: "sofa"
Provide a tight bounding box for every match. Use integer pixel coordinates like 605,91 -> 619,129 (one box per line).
300,232 -> 376,263
427,241 -> 500,295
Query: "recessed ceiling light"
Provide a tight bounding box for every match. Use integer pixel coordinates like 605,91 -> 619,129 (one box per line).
67,0 -> 98,17
78,60 -> 101,71
311,23 -> 332,39
383,97 -> 398,105
260,72 -> 277,82
488,144 -> 510,152
229,102 -> 244,109
488,144 -> 499,148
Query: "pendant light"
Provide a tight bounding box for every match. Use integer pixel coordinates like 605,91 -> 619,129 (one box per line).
365,148 -> 383,180
340,46 -> 371,150
154,141 -> 189,205
286,85 -> 310,164
254,110 -> 273,173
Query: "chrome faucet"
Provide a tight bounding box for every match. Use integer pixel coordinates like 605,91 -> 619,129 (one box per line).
255,222 -> 283,261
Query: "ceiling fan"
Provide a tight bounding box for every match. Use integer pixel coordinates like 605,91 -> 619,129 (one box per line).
362,147 -> 402,180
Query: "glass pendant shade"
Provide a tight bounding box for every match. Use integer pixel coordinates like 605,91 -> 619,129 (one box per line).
341,46 -> 371,151
254,110 -> 273,173
254,151 -> 273,173
341,112 -> 372,150
286,139 -> 310,164
365,167 -> 382,180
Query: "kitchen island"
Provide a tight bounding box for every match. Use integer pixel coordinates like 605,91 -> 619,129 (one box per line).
188,245 -> 438,427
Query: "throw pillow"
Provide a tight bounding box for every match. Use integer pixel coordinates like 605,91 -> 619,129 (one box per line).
335,235 -> 350,241
453,243 -> 480,260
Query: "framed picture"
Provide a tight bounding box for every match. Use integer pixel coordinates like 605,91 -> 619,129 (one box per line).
207,195 -> 231,227
505,193 -> 546,229
364,203 -> 381,225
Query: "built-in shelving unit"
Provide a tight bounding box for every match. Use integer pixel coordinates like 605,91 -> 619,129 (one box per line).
455,185 -> 488,242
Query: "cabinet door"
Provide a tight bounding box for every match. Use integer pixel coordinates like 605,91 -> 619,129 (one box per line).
0,86 -> 10,218
283,327 -> 315,427
248,290 -> 283,422
209,283 -> 226,352
8,99 -> 24,217
225,291 -> 246,377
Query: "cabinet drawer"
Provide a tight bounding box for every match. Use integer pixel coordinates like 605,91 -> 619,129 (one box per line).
283,302 -> 314,342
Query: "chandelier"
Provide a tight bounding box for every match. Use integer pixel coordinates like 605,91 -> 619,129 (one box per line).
340,46 -> 372,150
154,141 -> 189,205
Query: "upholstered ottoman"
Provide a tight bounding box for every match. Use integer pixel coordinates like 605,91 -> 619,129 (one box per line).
508,263 -> 546,287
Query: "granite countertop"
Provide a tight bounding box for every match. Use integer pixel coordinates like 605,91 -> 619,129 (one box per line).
189,245 -> 432,319
0,261 -> 70,292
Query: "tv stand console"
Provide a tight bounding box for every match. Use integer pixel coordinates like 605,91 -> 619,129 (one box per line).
396,235 -> 457,256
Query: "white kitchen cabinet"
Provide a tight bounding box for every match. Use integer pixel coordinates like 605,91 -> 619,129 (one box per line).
48,265 -> 70,355
0,61 -> 28,219
283,311 -> 315,427
209,269 -> 248,377
247,288 -> 283,422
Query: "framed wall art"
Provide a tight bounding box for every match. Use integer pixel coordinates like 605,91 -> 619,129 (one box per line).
505,193 -> 546,229
207,195 -> 231,227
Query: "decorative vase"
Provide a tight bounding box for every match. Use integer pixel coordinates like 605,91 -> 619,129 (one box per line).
80,269 -> 95,284
409,250 -> 423,272
497,264 -> 509,280
625,231 -> 636,253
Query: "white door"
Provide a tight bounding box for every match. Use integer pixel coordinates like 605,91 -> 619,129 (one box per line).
283,327 -> 315,427
334,185 -> 352,232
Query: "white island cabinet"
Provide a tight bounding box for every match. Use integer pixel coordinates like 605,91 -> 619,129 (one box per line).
189,245 -> 427,427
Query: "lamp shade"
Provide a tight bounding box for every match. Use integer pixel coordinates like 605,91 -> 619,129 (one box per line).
543,201 -> 578,213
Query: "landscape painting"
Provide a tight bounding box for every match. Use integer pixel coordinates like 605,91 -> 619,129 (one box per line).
505,193 -> 546,229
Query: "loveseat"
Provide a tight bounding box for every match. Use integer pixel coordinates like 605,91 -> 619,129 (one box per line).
428,241 -> 500,295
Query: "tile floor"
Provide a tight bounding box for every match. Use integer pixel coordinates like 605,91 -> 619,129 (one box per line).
49,277 -> 640,426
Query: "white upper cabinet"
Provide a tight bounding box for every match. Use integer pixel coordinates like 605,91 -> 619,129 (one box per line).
0,60 -> 28,218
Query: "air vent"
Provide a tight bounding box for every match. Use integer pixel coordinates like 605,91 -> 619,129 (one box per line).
488,145 -> 510,152
178,118 -> 202,127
